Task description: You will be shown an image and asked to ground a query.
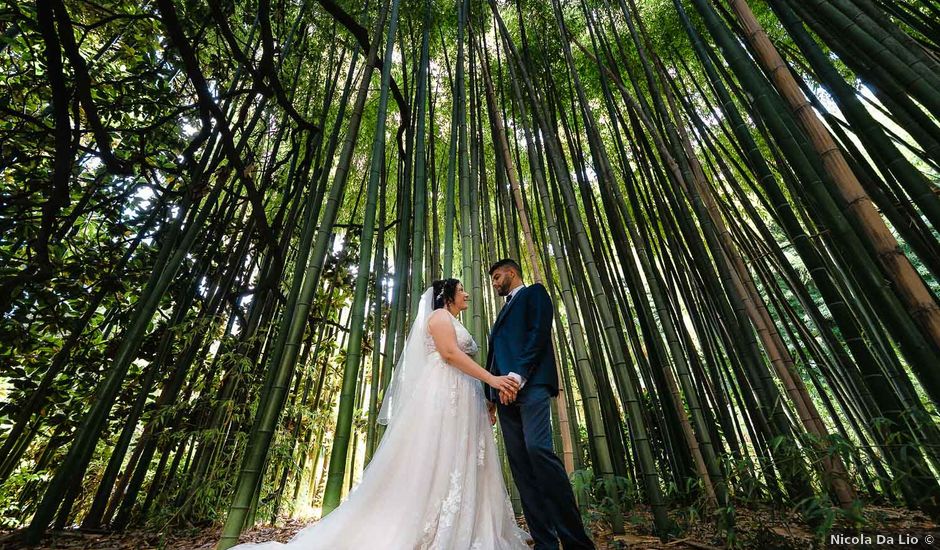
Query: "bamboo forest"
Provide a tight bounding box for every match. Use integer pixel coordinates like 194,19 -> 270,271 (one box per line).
2,0 -> 940,547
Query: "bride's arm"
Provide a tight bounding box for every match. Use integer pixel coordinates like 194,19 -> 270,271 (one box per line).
428,311 -> 519,396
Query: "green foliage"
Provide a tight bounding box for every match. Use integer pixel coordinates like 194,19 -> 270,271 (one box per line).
3,0 -> 940,543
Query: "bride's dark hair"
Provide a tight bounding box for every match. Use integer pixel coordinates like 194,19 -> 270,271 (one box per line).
431,279 -> 461,309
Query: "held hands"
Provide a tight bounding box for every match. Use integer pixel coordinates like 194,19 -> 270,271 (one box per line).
487,374 -> 519,404
498,388 -> 516,406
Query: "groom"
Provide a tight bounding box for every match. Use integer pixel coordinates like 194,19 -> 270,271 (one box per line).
486,259 -> 595,550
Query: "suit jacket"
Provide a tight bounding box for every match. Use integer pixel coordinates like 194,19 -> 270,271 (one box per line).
485,283 -> 559,402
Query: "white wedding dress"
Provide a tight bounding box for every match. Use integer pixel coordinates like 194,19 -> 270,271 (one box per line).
230,288 -> 530,550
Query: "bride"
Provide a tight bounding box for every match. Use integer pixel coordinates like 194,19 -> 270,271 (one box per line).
229,278 -> 531,549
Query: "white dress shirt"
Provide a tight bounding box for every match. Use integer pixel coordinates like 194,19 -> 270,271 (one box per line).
505,283 -> 527,389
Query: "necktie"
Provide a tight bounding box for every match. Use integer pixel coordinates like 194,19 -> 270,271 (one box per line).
506,293 -> 513,303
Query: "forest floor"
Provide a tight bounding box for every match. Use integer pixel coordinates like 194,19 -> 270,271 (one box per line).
1,504 -> 937,549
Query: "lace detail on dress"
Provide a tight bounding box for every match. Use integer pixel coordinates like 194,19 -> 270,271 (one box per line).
477,433 -> 486,466
455,319 -> 479,356
449,376 -> 459,416
419,470 -> 464,550
440,471 -> 463,528
424,310 -> 479,356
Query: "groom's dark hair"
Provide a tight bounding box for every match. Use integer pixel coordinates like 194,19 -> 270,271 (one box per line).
488,259 -> 523,279
431,278 -> 461,309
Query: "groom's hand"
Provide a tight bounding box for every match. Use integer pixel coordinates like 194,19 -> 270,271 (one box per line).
499,388 -> 517,405
487,401 -> 497,425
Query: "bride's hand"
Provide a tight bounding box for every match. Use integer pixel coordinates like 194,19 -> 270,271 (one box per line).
487,374 -> 519,397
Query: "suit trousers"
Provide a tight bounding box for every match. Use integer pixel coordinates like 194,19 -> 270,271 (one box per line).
497,384 -> 594,550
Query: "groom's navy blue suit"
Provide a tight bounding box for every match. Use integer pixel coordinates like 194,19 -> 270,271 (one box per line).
486,283 -> 594,550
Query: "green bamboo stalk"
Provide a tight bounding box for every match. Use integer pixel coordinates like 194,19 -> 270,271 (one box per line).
321,0 -> 401,512
215,4 -> 389,546
408,0 -> 431,321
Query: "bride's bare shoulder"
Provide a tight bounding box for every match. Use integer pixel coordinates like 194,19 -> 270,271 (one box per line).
427,308 -> 453,325
428,308 -> 453,331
